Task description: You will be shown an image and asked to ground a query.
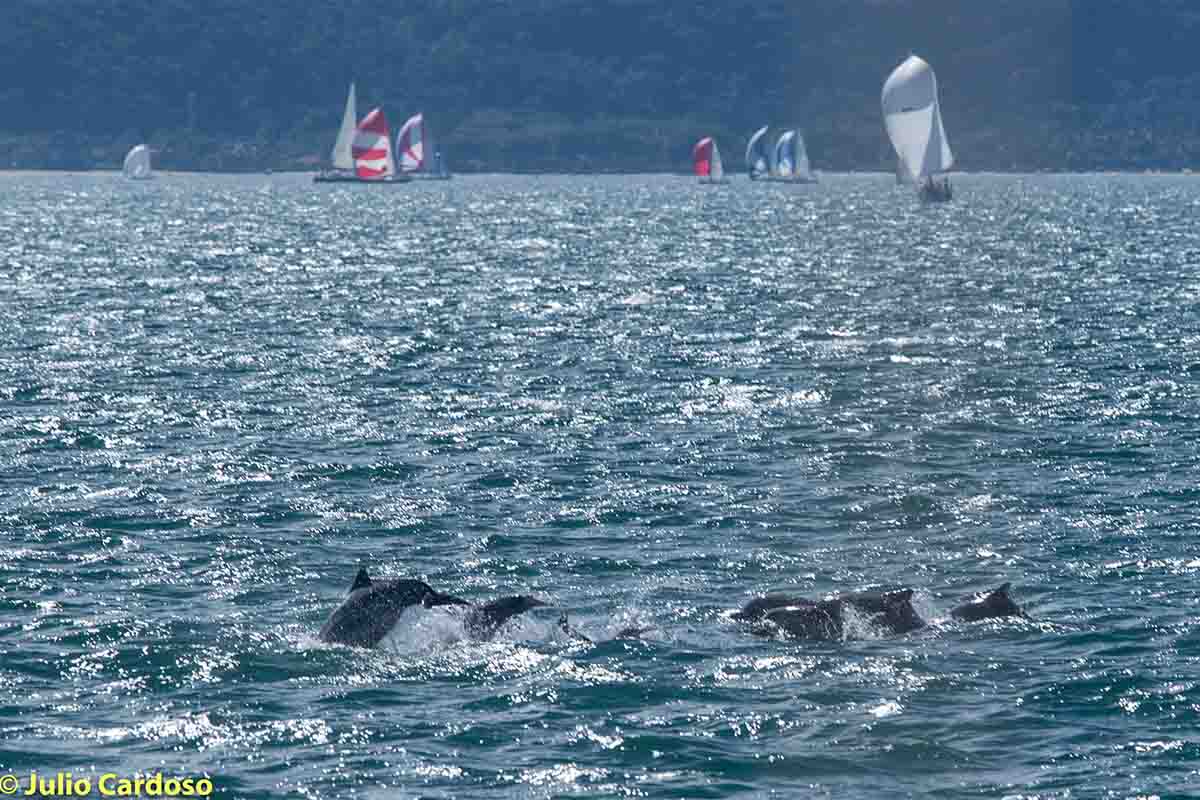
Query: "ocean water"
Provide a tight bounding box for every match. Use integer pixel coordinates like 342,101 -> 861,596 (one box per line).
1,171 -> 1199,799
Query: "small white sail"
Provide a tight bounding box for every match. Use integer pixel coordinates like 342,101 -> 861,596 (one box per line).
123,144 -> 152,179
882,54 -> 953,183
794,132 -> 813,180
711,140 -> 725,181
331,83 -> 357,171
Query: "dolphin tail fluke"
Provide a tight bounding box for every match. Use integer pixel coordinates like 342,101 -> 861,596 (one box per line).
350,568 -> 372,593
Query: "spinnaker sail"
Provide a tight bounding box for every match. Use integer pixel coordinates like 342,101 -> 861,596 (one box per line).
396,113 -> 424,173
775,130 -> 797,177
693,137 -> 715,177
882,54 -> 953,185
746,125 -> 771,178
352,108 -> 396,180
123,144 -> 152,179
693,137 -> 726,184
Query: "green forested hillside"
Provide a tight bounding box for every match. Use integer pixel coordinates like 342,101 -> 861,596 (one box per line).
1,1 -> 1197,172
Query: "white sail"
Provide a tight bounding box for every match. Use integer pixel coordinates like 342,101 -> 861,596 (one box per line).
123,144 -> 152,179
794,132 -> 812,179
882,55 -> 953,183
331,83 -> 357,170
711,140 -> 724,181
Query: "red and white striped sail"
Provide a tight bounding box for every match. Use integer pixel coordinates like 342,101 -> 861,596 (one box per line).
396,113 -> 425,172
352,108 -> 395,180
692,137 -> 714,177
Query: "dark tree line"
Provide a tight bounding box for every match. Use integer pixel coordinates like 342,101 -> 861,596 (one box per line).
1,1 -> 1197,172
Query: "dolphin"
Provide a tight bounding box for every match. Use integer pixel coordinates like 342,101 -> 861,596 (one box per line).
758,600 -> 844,640
735,589 -> 925,634
840,589 -> 926,634
463,595 -> 549,640
736,589 -> 925,641
318,568 -> 470,648
949,583 -> 1025,622
731,593 -> 810,622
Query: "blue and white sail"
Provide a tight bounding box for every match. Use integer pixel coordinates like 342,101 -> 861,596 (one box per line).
774,131 -> 796,177
745,125 -> 771,178
123,144 -> 152,179
773,130 -> 813,180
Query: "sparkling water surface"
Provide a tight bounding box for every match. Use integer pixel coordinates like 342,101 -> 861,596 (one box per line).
2,172 -> 1199,799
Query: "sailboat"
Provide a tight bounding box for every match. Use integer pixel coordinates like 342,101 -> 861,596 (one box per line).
314,83 -> 357,182
745,125 -> 773,180
772,129 -> 818,183
396,113 -> 452,180
746,126 -> 816,183
314,85 -> 409,184
882,54 -> 953,202
693,137 -> 727,184
123,144 -> 153,180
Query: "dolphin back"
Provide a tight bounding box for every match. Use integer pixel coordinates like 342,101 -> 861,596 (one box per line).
739,588 -> 926,639
950,583 -> 1023,622
760,600 -> 844,641
732,593 -> 811,622
318,578 -> 440,648
874,589 -> 925,634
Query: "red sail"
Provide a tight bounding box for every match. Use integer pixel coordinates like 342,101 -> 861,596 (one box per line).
692,137 -> 713,177
396,113 -> 425,172
352,108 -> 394,179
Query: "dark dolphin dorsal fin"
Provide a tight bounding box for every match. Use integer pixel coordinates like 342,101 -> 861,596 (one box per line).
898,589 -> 914,600
993,582 -> 1011,596
350,568 -> 372,593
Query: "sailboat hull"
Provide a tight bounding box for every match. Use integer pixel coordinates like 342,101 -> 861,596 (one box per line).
751,175 -> 818,184
918,180 -> 952,203
313,172 -> 413,184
